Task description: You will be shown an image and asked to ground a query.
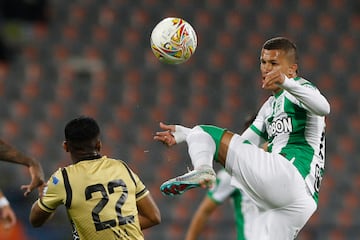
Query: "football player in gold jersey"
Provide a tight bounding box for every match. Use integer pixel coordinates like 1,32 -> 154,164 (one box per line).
30,116 -> 161,239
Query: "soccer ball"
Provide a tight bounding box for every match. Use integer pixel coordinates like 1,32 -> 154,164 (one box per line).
150,17 -> 197,64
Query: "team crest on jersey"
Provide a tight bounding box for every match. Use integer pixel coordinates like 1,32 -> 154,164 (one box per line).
274,99 -> 283,114
268,117 -> 292,137
52,176 -> 59,185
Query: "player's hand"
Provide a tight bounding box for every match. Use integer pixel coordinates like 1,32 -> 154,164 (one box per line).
262,68 -> 285,89
199,178 -> 214,189
154,122 -> 177,146
0,205 -> 16,229
21,163 -> 45,197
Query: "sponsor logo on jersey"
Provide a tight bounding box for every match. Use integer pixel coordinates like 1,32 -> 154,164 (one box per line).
268,117 -> 292,137
314,164 -> 324,193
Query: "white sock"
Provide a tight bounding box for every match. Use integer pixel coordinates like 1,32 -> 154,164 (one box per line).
186,127 -> 215,170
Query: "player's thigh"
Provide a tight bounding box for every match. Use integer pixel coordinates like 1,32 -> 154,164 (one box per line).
225,136 -> 304,207
248,199 -> 316,240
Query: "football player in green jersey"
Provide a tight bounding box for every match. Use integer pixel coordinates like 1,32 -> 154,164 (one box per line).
155,37 -> 330,239
30,116 -> 161,239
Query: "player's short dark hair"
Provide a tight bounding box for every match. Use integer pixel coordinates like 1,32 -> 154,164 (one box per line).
65,116 -> 100,142
262,37 -> 298,64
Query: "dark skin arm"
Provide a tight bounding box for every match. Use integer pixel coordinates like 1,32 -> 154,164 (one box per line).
29,201 -> 54,227
137,193 -> 161,229
0,140 -> 45,196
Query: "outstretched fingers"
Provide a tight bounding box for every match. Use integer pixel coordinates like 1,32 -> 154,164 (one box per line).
154,131 -> 176,146
154,122 -> 177,146
21,165 -> 45,197
159,122 -> 175,132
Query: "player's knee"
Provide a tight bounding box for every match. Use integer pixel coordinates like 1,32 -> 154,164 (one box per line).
187,127 -> 216,153
189,127 -> 215,145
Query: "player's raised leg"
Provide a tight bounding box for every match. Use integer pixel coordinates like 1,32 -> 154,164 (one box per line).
158,125 -> 227,196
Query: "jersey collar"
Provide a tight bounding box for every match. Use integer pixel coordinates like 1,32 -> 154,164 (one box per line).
274,89 -> 284,98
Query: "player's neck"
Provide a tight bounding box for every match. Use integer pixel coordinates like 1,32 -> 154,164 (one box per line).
73,152 -> 102,163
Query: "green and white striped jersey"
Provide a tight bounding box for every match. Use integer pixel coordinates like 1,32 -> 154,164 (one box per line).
242,76 -> 330,203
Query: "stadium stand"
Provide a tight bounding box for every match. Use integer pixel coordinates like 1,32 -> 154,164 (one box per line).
0,0 -> 358,239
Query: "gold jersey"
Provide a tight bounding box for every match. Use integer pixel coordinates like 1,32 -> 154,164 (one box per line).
38,156 -> 149,240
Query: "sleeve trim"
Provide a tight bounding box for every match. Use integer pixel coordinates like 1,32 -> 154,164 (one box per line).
38,199 -> 56,213
136,188 -> 149,201
61,168 -> 72,209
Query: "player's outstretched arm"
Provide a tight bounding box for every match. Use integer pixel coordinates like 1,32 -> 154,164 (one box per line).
136,193 -> 161,229
0,140 -> 45,197
0,191 -> 16,229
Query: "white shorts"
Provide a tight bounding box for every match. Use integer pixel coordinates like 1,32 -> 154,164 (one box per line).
225,134 -> 317,240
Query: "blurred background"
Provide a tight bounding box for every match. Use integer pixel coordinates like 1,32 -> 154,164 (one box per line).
0,0 -> 359,239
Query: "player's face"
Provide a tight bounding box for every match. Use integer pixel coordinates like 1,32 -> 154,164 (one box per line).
260,49 -> 296,91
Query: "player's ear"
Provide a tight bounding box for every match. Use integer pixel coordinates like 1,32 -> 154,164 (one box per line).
288,63 -> 298,77
63,141 -> 69,152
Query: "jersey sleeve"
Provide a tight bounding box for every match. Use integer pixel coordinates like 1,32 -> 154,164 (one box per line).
131,170 -> 149,201
207,169 -> 236,204
38,169 -> 66,213
280,76 -> 330,116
